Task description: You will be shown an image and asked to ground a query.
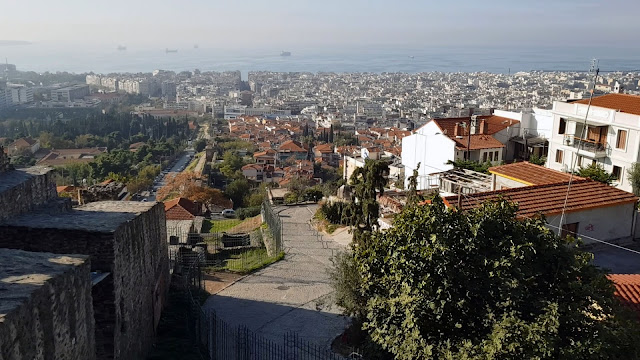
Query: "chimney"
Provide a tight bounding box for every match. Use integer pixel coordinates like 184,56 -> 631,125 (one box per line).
479,120 -> 485,134
454,123 -> 459,137
470,115 -> 478,135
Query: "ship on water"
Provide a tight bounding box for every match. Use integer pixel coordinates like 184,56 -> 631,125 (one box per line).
280,51 -> 291,57
117,45 -> 126,51
165,48 -> 178,53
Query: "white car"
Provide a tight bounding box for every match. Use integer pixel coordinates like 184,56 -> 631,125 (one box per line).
221,209 -> 236,218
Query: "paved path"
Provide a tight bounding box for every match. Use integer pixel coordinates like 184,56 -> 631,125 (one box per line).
204,204 -> 350,349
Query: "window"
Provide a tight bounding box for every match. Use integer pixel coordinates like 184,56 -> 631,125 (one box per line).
616,129 -> 627,149
489,152 -> 494,162
494,151 -> 499,161
483,152 -> 488,162
577,155 -> 584,167
555,150 -> 563,163
612,165 -> 622,180
558,118 -> 566,135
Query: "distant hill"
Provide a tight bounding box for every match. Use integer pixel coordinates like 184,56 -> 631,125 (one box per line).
0,40 -> 31,46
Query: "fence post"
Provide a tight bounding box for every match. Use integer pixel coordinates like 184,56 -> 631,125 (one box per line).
209,310 -> 216,360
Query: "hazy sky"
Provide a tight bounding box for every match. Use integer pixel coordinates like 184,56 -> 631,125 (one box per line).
2,0 -> 639,48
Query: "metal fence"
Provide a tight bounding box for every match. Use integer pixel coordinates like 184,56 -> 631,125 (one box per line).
262,198 -> 283,254
179,256 -> 361,360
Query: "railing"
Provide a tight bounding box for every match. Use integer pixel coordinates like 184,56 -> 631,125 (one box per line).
564,135 -> 609,155
177,254 -> 361,360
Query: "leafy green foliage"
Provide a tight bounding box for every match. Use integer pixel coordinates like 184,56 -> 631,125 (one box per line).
528,154 -> 547,166
193,138 -> 207,152
225,178 -> 251,208
346,159 -> 389,241
354,197 -> 640,359
237,207 -> 261,220
448,159 -> 492,174
628,163 -> 640,196
577,163 -> 614,185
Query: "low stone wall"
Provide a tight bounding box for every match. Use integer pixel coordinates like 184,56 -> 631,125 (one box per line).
0,166 -> 59,222
0,248 -> 95,360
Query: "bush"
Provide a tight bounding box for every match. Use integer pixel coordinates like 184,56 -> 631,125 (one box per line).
236,206 -> 261,220
284,192 -> 299,204
320,201 -> 350,225
303,187 -> 324,202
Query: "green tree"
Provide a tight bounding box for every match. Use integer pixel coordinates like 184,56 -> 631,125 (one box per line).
225,178 -> 251,208
346,159 -> 389,242
220,151 -> 245,178
628,162 -> 640,196
194,138 -> 207,152
528,154 -> 547,166
354,197 -> 640,359
577,163 -> 614,185
448,159 -> 492,174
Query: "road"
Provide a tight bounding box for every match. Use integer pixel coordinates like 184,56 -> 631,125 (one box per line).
204,204 -> 351,349
147,148 -> 195,202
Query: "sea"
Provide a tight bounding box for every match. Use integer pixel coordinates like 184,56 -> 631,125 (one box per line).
1,42 -> 639,78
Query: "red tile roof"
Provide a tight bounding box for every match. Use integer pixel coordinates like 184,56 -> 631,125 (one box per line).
607,274 -> 640,315
574,94 -> 640,116
452,135 -> 505,150
314,143 -> 334,154
164,197 -> 199,220
443,179 -> 637,218
432,115 -> 519,137
489,162 -> 584,186
278,140 -> 306,153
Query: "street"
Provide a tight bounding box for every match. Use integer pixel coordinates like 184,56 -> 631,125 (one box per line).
147,148 -> 195,202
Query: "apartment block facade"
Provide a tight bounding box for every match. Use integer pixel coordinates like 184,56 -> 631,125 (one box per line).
546,94 -> 640,194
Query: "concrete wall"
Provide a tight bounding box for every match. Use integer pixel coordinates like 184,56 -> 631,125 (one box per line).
491,174 -> 530,191
0,167 -> 60,222
546,203 -> 636,244
0,249 -> 95,360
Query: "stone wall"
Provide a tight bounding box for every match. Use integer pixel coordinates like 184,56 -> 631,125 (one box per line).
0,145 -> 12,172
0,166 -> 60,222
0,249 -> 95,360
0,201 -> 169,360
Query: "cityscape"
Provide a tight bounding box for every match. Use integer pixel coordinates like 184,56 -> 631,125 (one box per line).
2,1 -> 640,359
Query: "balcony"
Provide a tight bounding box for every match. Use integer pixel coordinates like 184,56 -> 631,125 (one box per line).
563,135 -> 610,158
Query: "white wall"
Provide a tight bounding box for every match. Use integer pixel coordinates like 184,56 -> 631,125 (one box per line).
545,203 -> 636,244
402,121 -> 455,190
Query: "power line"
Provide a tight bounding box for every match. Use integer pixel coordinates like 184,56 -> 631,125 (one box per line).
559,59 -> 600,228
545,223 -> 640,256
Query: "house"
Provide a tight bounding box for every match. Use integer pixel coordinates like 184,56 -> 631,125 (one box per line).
164,197 -> 201,220
254,149 -> 277,165
488,161 -> 583,191
242,163 -> 276,183
37,147 -> 107,166
442,179 -> 638,245
546,93 -> 640,193
313,143 -> 340,166
402,113 -> 521,190
278,140 -> 308,162
7,137 -> 40,155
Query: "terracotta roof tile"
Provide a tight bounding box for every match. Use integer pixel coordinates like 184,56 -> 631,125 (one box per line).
453,135 -> 505,150
489,162 -> 584,186
574,94 -> 640,116
443,180 -> 637,218
432,115 -> 519,137
607,274 -> 640,315
164,197 -> 199,220
278,140 -> 306,152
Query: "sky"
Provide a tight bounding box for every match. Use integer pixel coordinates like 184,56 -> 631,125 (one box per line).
1,0 -> 639,49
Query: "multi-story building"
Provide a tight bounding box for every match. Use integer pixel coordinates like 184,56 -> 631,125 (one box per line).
51,84 -> 90,102
7,84 -> 33,104
546,93 -> 640,193
161,81 -> 177,101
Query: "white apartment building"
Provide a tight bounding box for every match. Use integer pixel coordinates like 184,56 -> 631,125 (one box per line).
546,93 -> 640,193
7,85 -> 33,104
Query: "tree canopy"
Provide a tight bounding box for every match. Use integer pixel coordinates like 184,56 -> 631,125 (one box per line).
352,197 -> 640,359
577,163 -> 614,185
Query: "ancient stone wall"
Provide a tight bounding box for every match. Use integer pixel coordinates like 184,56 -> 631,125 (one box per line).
112,202 -> 169,360
0,201 -> 169,360
0,166 -> 60,222
0,249 -> 95,360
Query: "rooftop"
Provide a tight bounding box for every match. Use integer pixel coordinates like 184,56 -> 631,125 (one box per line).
573,94 -> 640,116
443,179 -> 638,218
489,162 -> 582,186
432,115 -> 519,137
0,248 -> 89,321
0,166 -> 53,194
607,274 -> 640,315
3,201 -> 158,232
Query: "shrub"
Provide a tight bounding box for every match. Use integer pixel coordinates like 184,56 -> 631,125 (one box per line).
237,206 -> 261,220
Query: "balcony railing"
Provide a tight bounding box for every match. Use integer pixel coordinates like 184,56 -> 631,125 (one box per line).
564,135 -> 609,156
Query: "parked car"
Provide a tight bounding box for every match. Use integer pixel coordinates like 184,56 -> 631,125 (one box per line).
221,209 -> 236,218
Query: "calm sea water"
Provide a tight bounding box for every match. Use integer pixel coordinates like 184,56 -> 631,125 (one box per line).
1,43 -> 639,76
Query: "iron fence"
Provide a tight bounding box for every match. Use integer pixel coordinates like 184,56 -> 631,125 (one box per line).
179,255 -> 361,360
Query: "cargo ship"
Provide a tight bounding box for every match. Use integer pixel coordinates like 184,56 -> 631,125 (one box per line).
280,51 -> 291,57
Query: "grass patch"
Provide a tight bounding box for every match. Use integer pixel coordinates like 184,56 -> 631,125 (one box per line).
202,219 -> 243,233
185,152 -> 203,171
205,248 -> 284,275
